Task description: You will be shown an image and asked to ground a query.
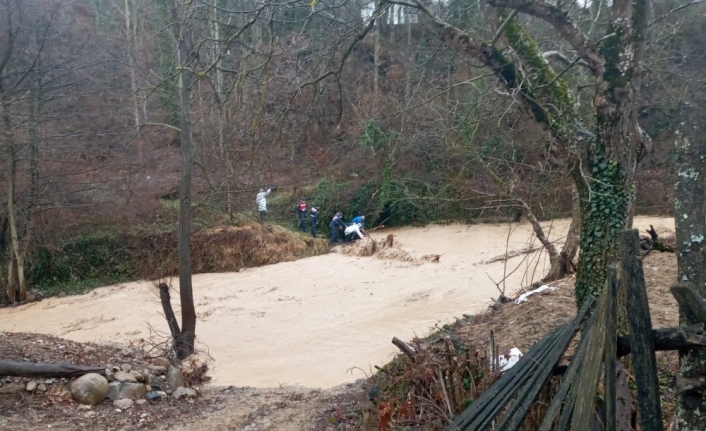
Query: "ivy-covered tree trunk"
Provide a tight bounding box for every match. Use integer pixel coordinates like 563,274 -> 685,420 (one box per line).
573,151 -> 632,306
674,101 -> 706,428
573,1 -> 649,307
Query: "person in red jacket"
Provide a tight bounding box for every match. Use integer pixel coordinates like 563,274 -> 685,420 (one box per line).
296,197 -> 308,231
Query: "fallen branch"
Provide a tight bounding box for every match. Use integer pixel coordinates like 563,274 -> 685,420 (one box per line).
484,247 -> 541,264
0,360 -> 105,378
392,336 -> 417,360
640,224 -> 675,253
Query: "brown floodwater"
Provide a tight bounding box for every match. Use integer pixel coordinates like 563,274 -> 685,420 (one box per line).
0,217 -> 673,388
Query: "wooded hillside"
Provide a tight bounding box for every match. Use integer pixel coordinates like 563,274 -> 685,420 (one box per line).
1,0 -> 704,298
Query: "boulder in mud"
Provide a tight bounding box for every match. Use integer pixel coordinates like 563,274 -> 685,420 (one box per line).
166,366 -> 185,390
70,373 -> 109,405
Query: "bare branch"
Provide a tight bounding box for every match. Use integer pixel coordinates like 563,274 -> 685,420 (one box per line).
650,0 -> 705,26
142,122 -> 181,132
542,51 -> 590,69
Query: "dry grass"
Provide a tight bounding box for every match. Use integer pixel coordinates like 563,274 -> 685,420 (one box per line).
139,223 -> 329,280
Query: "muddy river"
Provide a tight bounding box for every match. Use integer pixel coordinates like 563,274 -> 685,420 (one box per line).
0,217 -> 673,388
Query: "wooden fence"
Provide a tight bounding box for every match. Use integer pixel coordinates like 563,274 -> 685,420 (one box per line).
446,229 -> 705,431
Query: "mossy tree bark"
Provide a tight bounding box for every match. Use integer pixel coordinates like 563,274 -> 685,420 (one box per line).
673,100 -> 706,428
574,0 -> 651,306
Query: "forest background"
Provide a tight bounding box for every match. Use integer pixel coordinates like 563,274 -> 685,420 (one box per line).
0,0 -> 703,297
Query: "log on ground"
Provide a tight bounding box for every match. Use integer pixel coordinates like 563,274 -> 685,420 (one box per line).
0,360 -> 105,378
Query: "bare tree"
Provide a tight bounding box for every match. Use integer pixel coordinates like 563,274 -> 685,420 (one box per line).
0,0 -> 53,303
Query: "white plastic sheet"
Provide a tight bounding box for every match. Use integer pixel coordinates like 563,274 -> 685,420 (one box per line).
514,285 -> 557,304
498,347 -> 523,372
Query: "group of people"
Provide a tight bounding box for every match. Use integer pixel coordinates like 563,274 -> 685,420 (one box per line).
329,212 -> 366,244
256,187 -> 367,244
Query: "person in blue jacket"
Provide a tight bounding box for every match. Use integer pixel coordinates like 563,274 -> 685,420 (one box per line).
351,215 -> 365,229
347,215 -> 366,240
309,206 -> 320,238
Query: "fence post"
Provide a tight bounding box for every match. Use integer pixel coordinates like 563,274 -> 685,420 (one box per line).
618,229 -> 663,431
604,265 -> 618,431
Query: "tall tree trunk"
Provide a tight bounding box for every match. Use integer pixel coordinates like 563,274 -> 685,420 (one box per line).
2,101 -> 26,302
6,257 -> 14,304
373,2 -> 380,97
21,68 -> 41,269
674,101 -> 706,428
173,2 -> 196,360
209,1 -> 232,219
125,0 -> 144,163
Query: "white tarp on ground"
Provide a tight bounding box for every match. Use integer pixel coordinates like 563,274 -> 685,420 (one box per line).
514,285 -> 557,304
499,347 -> 523,371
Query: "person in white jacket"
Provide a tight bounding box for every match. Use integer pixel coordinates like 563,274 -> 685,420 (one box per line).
344,222 -> 365,241
256,187 -> 272,222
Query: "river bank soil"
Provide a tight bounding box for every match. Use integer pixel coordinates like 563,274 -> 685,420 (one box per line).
0,218 -> 678,430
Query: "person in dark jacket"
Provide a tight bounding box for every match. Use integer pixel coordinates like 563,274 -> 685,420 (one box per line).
329,212 -> 344,244
296,197 -> 308,231
309,206 -> 320,238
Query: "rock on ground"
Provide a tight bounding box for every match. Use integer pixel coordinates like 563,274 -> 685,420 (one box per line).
26,380 -> 37,392
118,382 -> 147,401
130,370 -> 144,382
113,398 -> 134,409
70,373 -> 109,406
147,365 -> 167,375
166,366 -> 185,390
153,357 -> 171,369
107,382 -> 121,400
113,371 -> 138,383
172,387 -> 197,400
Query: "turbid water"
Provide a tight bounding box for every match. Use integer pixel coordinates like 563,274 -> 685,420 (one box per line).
0,217 -> 674,388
